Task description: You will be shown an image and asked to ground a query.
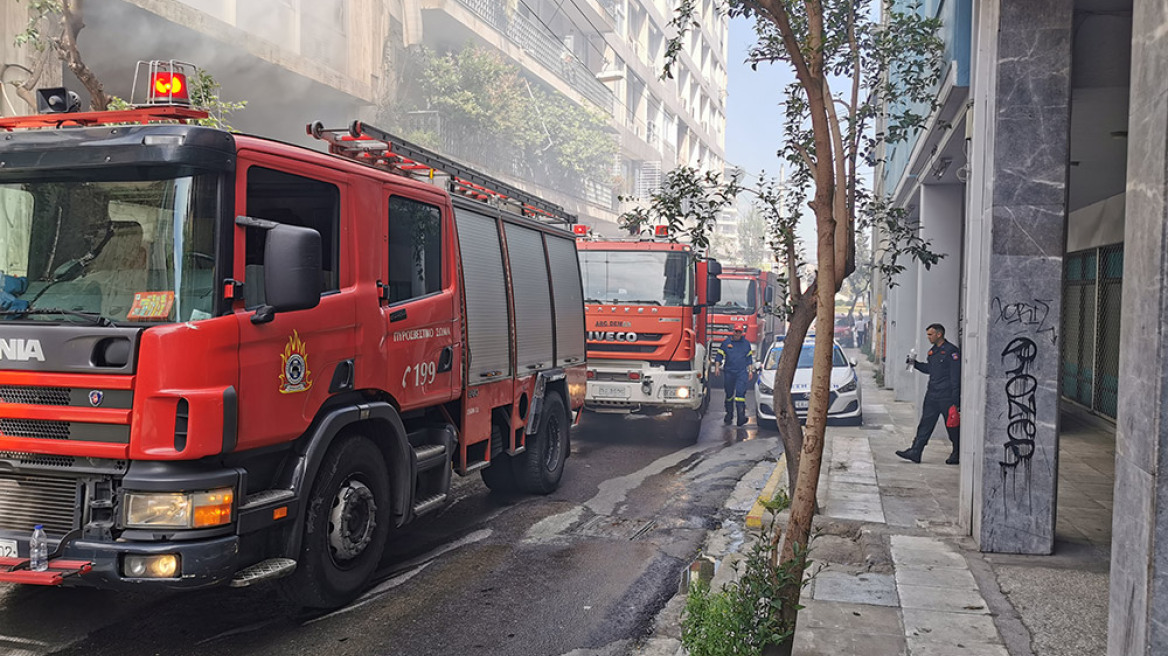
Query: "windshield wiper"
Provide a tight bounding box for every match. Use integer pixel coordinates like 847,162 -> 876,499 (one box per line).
8,307 -> 115,327
625,299 -> 662,306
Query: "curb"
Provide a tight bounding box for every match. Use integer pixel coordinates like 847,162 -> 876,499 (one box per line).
745,452 -> 787,529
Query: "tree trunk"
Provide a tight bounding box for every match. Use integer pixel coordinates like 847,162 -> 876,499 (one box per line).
772,284 -> 817,496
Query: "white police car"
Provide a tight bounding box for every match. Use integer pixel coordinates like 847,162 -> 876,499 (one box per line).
755,338 -> 863,428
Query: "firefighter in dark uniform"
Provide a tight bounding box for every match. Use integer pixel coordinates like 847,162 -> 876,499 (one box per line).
897,323 -> 961,464
714,324 -> 754,426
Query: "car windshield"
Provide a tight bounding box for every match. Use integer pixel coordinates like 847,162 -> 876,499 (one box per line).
580,249 -> 693,306
711,278 -> 756,313
0,170 -> 219,325
764,343 -> 847,369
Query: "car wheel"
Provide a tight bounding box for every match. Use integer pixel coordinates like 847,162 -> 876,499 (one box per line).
282,435 -> 391,609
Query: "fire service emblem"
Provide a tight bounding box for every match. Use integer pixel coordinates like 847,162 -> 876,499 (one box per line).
279,330 -> 313,394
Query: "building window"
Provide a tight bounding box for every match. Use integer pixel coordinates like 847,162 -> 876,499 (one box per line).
1061,245 -> 1122,418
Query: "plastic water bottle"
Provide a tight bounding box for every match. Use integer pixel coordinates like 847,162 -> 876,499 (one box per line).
29,525 -> 47,572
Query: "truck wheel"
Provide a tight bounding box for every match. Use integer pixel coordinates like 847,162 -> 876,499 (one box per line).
282,435 -> 391,609
515,392 -> 568,494
481,424 -> 518,492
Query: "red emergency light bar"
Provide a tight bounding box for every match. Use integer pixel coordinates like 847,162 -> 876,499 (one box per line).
572,224 -> 589,236
0,106 -> 209,130
654,225 -> 669,238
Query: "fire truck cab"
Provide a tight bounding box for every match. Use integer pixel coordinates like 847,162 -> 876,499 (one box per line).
576,235 -> 720,416
0,93 -> 585,607
708,266 -> 778,349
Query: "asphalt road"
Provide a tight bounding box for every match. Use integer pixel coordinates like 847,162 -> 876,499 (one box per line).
0,392 -> 779,656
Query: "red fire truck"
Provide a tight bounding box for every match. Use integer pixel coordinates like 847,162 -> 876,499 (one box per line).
576,231 -> 721,416
708,266 -> 778,349
0,69 -> 586,608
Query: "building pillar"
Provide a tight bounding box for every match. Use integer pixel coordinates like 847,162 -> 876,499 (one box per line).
1108,2 -> 1168,653
888,249 -> 919,402
962,0 -> 1071,554
916,184 -> 964,417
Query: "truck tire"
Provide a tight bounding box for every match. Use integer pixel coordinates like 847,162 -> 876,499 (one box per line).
481,424 -> 518,492
282,434 -> 391,609
514,392 -> 568,494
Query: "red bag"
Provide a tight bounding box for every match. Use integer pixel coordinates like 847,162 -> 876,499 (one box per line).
946,405 -> 960,428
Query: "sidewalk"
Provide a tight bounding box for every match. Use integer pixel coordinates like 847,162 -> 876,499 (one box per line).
637,352 -> 1113,656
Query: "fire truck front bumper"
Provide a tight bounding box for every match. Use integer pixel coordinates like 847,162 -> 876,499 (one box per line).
0,533 -> 242,589
585,365 -> 705,413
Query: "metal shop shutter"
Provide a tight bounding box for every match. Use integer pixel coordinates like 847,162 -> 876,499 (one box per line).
545,235 -> 586,367
505,224 -> 555,371
455,208 -> 512,384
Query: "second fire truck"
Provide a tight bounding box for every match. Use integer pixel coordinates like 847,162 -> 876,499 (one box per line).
576,230 -> 721,417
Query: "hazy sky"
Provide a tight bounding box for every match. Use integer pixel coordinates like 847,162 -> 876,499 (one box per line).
723,15 -> 819,260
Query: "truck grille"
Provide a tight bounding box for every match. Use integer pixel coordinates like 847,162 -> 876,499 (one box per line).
0,419 -> 70,440
0,386 -> 71,405
0,472 -> 80,535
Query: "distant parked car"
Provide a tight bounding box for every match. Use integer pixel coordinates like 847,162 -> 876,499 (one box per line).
755,338 -> 863,429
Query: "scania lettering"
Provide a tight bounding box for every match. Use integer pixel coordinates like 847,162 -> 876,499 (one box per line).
577,235 -> 721,416
0,69 -> 586,608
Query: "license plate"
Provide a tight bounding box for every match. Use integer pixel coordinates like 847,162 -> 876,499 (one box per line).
593,384 -> 630,399
794,400 -> 809,409
0,538 -> 17,558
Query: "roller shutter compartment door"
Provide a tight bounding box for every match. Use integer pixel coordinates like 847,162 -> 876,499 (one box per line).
545,235 -> 586,366
455,209 -> 512,384
505,224 -> 554,371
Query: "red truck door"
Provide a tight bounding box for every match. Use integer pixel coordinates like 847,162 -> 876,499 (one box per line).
232,156 -> 358,452
379,192 -> 459,410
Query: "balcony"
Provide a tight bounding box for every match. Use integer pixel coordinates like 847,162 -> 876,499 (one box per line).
455,0 -> 615,114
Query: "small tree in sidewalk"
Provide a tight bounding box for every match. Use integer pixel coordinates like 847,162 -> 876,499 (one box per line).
638,0 -> 947,652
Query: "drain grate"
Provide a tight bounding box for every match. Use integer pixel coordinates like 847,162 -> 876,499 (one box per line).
574,516 -> 657,540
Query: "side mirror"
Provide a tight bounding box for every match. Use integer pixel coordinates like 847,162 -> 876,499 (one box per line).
764,286 -> 774,304
705,258 -> 722,306
849,358 -> 857,367
254,223 -> 322,323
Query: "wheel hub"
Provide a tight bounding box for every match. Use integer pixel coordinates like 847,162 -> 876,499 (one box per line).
327,479 -> 377,562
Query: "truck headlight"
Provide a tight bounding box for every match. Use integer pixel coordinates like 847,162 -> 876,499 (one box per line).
837,376 -> 857,393
123,487 -> 234,529
663,386 -> 692,399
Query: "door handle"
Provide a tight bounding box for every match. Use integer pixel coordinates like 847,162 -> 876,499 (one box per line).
437,346 -> 453,373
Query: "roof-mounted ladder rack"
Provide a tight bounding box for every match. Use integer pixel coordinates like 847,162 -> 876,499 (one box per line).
307,120 -> 576,226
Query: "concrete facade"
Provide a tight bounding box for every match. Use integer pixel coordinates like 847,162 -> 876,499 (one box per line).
1108,2 -> 1168,652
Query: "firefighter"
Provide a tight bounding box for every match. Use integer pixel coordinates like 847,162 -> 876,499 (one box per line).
897,322 -> 961,464
714,324 -> 754,426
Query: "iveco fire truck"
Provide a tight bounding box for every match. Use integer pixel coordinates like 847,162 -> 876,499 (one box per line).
0,63 -> 586,608
708,266 -> 778,348
576,230 -> 721,416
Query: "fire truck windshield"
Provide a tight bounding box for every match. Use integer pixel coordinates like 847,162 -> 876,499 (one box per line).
580,250 -> 692,307
0,170 -> 219,325
710,278 -> 756,314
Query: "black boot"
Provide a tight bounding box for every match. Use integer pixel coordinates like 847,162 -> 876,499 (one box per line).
895,448 -> 922,463
946,438 -> 959,465
736,409 -> 748,426
723,410 -> 733,425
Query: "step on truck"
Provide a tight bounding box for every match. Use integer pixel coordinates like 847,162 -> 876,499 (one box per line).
0,64 -> 586,607
708,266 -> 779,349
575,228 -> 721,416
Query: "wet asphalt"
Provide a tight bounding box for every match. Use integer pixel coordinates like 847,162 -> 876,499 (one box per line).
0,392 -> 780,656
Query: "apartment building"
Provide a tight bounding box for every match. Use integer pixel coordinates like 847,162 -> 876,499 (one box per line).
0,0 -> 727,232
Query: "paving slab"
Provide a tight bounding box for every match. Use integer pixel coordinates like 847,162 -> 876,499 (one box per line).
811,570 -> 898,607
